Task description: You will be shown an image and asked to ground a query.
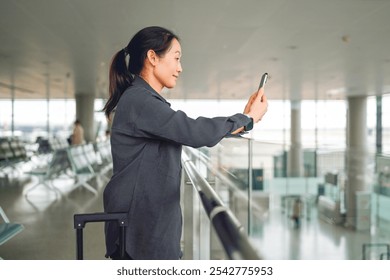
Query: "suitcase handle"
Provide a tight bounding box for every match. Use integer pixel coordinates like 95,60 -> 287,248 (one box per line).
73,212 -> 128,260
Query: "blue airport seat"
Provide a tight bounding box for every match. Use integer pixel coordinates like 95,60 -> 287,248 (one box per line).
83,143 -> 111,182
0,138 -> 31,178
0,206 -> 24,258
67,144 -> 98,195
24,148 -> 71,197
0,223 -> 24,246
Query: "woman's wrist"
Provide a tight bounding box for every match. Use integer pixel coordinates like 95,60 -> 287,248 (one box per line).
231,126 -> 244,135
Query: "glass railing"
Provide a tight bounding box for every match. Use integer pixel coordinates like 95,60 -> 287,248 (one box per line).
181,146 -> 261,260
195,136 -> 326,235
181,137 -> 390,260
372,153 -> 390,231
182,135 -> 390,257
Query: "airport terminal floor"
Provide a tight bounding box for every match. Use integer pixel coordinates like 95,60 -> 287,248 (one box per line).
1,165 -> 389,260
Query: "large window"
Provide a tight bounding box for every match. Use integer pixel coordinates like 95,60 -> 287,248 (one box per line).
171,99 -> 348,149
0,96 -> 388,151
0,98 -> 109,142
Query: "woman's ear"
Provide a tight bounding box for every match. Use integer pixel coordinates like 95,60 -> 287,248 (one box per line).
146,50 -> 158,66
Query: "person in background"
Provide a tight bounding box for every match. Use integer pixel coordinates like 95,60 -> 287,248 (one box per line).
104,129 -> 111,140
71,119 -> 85,145
102,26 -> 268,260
292,198 -> 303,228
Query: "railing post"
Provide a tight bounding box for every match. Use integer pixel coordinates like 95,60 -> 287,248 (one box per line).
182,169 -> 196,259
200,200 -> 210,260
247,138 -> 253,235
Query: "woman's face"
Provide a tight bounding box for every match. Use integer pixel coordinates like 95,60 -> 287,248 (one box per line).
153,38 -> 182,89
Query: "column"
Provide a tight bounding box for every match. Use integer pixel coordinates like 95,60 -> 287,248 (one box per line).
75,93 -> 95,143
46,74 -> 50,136
376,95 -> 382,155
11,84 -> 15,137
345,96 -> 370,229
288,100 -> 303,177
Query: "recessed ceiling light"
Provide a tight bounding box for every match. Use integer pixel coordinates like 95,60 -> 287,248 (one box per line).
327,87 -> 346,96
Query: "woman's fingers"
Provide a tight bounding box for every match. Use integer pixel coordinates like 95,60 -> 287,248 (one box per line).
244,91 -> 258,113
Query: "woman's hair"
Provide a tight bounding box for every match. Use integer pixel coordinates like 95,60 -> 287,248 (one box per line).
103,26 -> 179,118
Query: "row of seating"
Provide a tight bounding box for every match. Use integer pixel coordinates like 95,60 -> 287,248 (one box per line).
36,137 -> 70,154
24,148 -> 71,197
1,137 -> 36,258
24,140 -> 113,197
0,137 -> 30,177
0,138 -> 112,259
0,136 -> 64,178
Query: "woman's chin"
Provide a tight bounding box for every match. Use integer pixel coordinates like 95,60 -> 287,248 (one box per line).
165,82 -> 176,89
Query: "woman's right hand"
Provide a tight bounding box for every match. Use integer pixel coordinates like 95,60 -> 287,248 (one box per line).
246,87 -> 268,122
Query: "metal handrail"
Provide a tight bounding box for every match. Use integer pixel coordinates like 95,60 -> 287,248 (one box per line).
181,149 -> 261,260
185,146 -> 266,215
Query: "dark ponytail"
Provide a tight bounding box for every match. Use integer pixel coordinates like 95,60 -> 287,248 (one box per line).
103,26 -> 179,119
103,49 -> 133,118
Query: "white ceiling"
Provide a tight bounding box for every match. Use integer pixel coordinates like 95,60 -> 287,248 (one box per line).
1,0 -> 390,101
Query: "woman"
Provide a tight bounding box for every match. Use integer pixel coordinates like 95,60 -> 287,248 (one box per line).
71,119 -> 84,145
102,26 -> 268,260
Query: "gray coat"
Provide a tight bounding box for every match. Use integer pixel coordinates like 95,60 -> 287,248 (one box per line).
103,76 -> 251,259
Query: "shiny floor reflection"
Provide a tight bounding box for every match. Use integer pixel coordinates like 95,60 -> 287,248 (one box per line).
250,199 -> 390,260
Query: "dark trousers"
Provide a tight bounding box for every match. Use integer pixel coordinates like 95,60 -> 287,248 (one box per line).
292,216 -> 300,227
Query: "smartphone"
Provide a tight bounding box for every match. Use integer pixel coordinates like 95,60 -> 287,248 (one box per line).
258,73 -> 268,90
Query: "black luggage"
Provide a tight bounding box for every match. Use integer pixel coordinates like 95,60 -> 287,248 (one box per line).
73,212 -> 128,260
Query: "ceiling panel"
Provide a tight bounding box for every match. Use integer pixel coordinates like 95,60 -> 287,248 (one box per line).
0,0 -> 390,101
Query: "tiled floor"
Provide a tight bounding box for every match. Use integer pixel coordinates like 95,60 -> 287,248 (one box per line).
1,171 -> 390,260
